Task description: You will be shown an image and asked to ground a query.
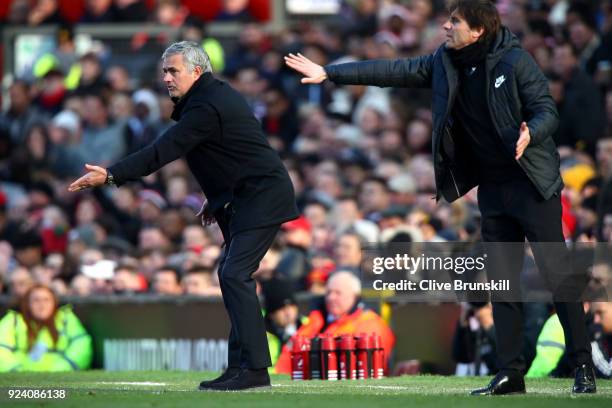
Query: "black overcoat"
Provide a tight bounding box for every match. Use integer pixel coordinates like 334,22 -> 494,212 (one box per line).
108,73 -> 299,232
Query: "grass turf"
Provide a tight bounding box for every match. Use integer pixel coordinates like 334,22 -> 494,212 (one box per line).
0,371 -> 610,407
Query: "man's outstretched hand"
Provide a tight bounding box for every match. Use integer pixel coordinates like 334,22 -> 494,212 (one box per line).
68,164 -> 107,192
284,53 -> 328,84
515,121 -> 531,160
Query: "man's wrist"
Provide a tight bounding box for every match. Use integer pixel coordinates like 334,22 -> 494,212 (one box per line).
105,170 -> 115,186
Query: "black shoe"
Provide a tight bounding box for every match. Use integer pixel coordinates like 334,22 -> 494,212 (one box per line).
198,367 -> 241,390
206,368 -> 271,391
470,371 -> 526,396
573,364 -> 596,394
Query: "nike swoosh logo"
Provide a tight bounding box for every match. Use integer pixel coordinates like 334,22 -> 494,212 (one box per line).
495,75 -> 506,88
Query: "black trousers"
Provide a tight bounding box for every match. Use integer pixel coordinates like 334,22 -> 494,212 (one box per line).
478,178 -> 591,373
215,204 -> 279,369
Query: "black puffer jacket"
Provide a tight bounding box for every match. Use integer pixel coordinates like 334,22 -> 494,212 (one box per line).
325,27 -> 562,202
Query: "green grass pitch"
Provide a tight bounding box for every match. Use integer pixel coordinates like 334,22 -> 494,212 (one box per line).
0,371 -> 610,407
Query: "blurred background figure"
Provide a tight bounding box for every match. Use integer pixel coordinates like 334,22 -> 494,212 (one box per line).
0,284 -> 92,371
261,277 -> 305,374
152,266 -> 182,296
181,265 -> 221,296
283,271 -> 395,374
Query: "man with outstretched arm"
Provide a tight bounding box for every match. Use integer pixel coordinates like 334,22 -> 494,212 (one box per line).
285,0 -> 595,395
69,41 -> 298,391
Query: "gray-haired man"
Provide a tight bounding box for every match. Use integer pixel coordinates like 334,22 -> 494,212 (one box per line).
69,41 -> 299,390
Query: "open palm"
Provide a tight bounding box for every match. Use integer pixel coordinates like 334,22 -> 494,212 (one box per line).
284,53 -> 327,84
68,164 -> 107,192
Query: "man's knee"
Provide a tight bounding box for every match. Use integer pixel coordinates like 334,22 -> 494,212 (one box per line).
219,265 -> 257,287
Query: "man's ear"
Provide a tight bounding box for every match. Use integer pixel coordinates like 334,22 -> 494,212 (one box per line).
193,65 -> 204,77
471,27 -> 485,40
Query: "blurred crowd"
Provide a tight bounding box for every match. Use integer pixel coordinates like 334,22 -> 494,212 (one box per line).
1,0 -> 611,299
1,0 -> 612,373
1,0 -> 271,25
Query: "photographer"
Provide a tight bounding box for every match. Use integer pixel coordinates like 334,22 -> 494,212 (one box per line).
452,302 -> 496,376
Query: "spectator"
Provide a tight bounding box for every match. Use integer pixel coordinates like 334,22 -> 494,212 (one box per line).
453,302 -> 496,376
552,41 -> 606,154
0,284 -> 93,371
527,305 -> 576,379
589,301 -> 612,378
80,258 -> 115,294
276,216 -> 312,288
181,224 -> 210,251
0,80 -> 44,148
216,0 -> 253,22
59,93 -> 126,174
69,274 -> 93,296
8,266 -> 35,300
81,0 -> 119,23
34,68 -> 67,115
138,189 -> 167,226
12,230 -> 44,269
7,123 -> 55,186
252,241 -> 283,282
597,137 -> 612,239
27,0 -> 63,26
334,231 -> 363,275
105,65 -> 133,93
287,270 -> 395,372
125,89 -> 161,154
358,176 -> 392,222
154,0 -> 189,27
533,300 -> 612,380
262,277 -> 305,374
113,0 -> 148,22
261,87 -> 299,151
566,1 -> 612,79
181,265 -> 221,296
152,266 -> 182,295
112,263 -> 145,294
166,176 -> 189,207
138,226 -> 171,253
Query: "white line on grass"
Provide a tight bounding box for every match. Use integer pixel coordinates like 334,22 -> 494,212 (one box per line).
98,382 -> 168,386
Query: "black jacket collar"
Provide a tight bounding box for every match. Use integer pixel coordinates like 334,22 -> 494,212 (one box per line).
171,72 -> 215,121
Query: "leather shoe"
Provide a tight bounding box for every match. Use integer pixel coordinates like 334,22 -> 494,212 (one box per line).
206,368 -> 271,391
198,367 -> 241,390
573,364 -> 596,394
471,371 -> 526,396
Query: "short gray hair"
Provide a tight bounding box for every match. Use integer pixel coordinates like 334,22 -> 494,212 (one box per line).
162,41 -> 212,74
327,270 -> 362,295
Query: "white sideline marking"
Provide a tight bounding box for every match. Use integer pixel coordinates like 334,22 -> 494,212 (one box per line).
99,381 -> 168,386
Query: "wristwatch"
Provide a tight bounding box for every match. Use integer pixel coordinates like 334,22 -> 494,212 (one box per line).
105,170 -> 116,186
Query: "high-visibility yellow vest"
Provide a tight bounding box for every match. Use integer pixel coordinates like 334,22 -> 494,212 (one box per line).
0,305 -> 93,372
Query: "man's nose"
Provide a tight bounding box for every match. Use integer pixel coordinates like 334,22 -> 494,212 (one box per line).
163,72 -> 172,82
443,20 -> 451,31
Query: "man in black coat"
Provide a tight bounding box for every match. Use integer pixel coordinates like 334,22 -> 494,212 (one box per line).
69,41 -> 299,390
286,0 -> 595,396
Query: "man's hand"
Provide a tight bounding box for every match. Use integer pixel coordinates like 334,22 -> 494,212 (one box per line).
284,53 -> 328,84
196,199 -> 216,227
68,164 -> 107,192
515,121 -> 531,160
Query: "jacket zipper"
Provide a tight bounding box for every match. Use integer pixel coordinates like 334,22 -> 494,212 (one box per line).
437,51 -> 470,201
444,125 -> 461,198
448,166 -> 461,198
